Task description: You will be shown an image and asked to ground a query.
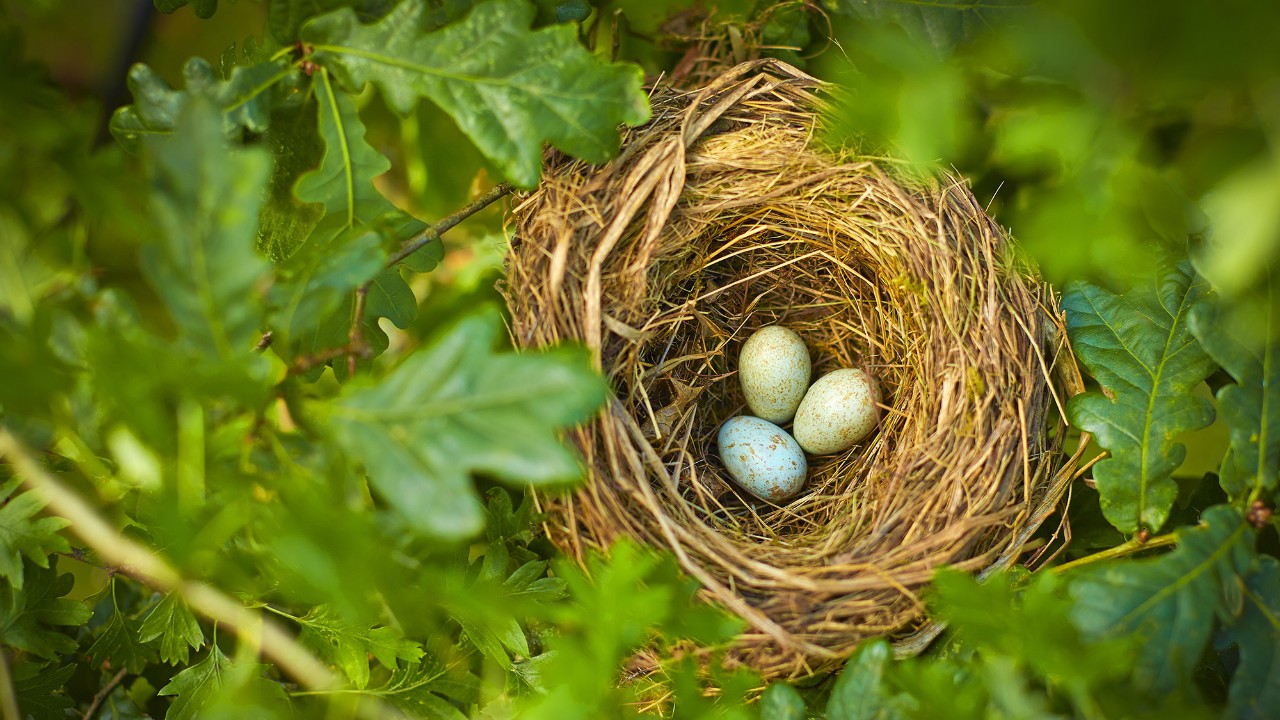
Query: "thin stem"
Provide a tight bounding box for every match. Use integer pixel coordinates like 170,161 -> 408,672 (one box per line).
1053,532 -> 1178,575
383,183 -> 513,268
0,428 -> 398,720
82,667 -> 128,720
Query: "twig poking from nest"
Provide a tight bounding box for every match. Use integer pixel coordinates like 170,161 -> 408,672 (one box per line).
502,59 -> 1087,680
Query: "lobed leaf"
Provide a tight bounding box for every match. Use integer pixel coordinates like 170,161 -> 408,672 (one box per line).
302,0 -> 651,187
296,604 -> 424,689
0,565 -> 93,659
0,479 -> 70,590
10,662 -> 76,720
157,643 -> 285,720
139,592 -> 206,665
1063,261 -> 1217,533
1189,292 -> 1280,499
88,603 -> 158,674
325,306 -> 606,539
1067,505 -> 1254,695
1216,556 -> 1280,720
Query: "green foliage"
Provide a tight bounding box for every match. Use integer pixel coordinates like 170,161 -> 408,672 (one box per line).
139,593 -> 206,665
0,480 -> 69,589
303,0 -> 651,186
1190,293 -> 1280,500
1063,262 -> 1218,533
294,603 -> 424,688
11,662 -> 76,720
157,643 -> 289,720
826,638 -> 894,720
1217,556 -> 1280,719
0,565 -> 93,659
759,682 -> 805,720
325,306 -> 607,538
155,0 -> 221,19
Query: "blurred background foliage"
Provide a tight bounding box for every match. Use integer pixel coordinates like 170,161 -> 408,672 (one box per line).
0,0 -> 1277,718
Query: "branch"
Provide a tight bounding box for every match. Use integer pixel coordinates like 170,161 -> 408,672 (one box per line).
1052,531 -> 1178,575
0,428 -> 399,720
383,183 -> 513,269
82,667 -> 127,720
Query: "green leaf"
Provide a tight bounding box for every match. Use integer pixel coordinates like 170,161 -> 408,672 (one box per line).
88,602 -> 158,673
297,604 -> 424,689
156,0 -> 220,19
1189,293 -> 1279,499
143,98 -> 274,360
303,0 -> 651,187
0,564 -> 93,659
827,638 -> 894,720
268,0 -> 400,43
139,593 -> 206,665
760,682 -> 806,720
0,479 -> 70,589
1217,556 -> 1280,720
157,643 -> 280,720
111,58 -> 293,153
372,654 -> 478,719
1068,505 -> 1254,694
269,227 -> 384,348
1063,261 -> 1218,533
325,306 -> 607,538
11,662 -> 76,720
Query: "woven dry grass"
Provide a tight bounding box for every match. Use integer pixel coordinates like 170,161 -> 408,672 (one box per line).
501,59 -> 1086,680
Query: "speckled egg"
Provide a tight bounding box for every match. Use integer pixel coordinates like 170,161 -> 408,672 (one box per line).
717,416 -> 808,502
793,369 -> 881,455
738,325 -> 811,424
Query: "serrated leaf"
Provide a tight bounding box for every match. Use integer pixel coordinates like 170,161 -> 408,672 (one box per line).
1063,261 -> 1217,533
326,306 -> 606,538
1217,555 -> 1280,720
143,98 -> 273,360
760,682 -> 806,720
827,638 -> 894,720
139,593 -> 206,665
303,0 -> 650,187
374,654 -> 478,719
297,604 -> 424,689
111,58 -> 293,153
88,603 -> 158,673
1189,293 -> 1279,499
1068,505 -> 1254,694
157,644 -> 280,720
0,565 -> 93,659
11,662 -> 76,720
0,479 -> 70,589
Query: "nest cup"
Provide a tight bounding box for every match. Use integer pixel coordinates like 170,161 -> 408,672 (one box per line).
501,60 -> 1086,679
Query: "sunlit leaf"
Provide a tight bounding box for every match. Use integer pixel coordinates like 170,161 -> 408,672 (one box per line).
1063,261 -> 1217,533
0,479 -> 69,590
827,638 -> 894,720
303,0 -> 650,186
296,604 -> 424,689
1068,505 -> 1254,694
325,306 -> 606,538
139,593 -> 206,665
760,682 -> 805,720
1190,292 -> 1280,499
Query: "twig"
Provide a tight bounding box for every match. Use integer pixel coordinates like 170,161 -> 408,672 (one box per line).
1052,532 -> 1178,575
0,428 -> 399,720
347,285 -> 370,377
82,667 -> 128,720
383,183 -> 513,268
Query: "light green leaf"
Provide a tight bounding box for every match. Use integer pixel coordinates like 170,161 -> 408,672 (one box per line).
143,99 -> 273,360
760,682 -> 806,720
326,306 -> 606,538
297,604 -> 424,689
302,0 -> 651,186
1068,505 -> 1254,694
827,638 -> 894,720
111,58 -> 293,153
1063,261 -> 1217,533
1190,292 -> 1279,499
157,644 -> 280,720
1217,556 -> 1280,720
0,479 -> 69,589
139,593 -> 206,665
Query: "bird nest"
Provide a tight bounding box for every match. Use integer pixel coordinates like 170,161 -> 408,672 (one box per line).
501,59 -> 1086,679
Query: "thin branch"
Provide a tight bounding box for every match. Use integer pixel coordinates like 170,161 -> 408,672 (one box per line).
1052,532 -> 1178,575
0,428 -> 400,720
384,183 -> 513,268
82,667 -> 127,720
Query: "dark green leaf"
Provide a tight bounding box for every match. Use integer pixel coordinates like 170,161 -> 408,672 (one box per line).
1189,293 -> 1280,499
155,0 -> 220,19
303,0 -> 651,186
88,603 -> 158,673
1217,556 -> 1280,719
157,644 -> 280,720
267,0 -> 400,43
143,98 -> 273,360
1068,505 -> 1254,694
139,593 -> 206,665
111,58 -> 293,153
325,306 -> 606,538
297,604 -> 424,689
11,662 -> 76,720
760,682 -> 805,720
374,654 -> 477,719
1063,261 -> 1217,533
0,479 -> 69,589
269,227 -> 384,348
828,638 -> 894,720
823,0 -> 1029,55
0,565 -> 93,659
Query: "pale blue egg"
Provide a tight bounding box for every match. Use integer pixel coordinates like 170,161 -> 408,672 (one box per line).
717,416 -> 807,502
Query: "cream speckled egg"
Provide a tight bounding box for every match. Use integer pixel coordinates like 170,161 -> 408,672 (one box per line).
717,416 -> 807,502
793,369 -> 881,455
738,325 -> 811,424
